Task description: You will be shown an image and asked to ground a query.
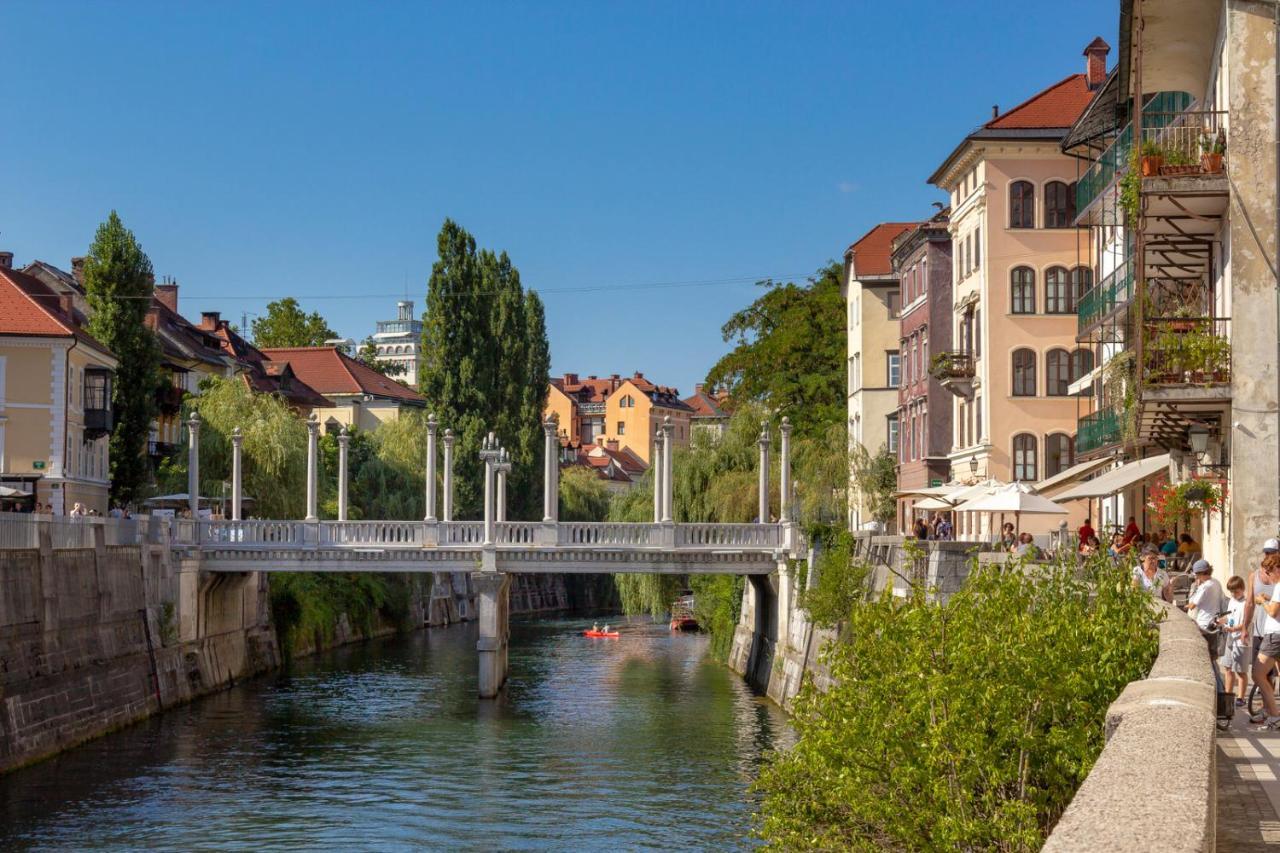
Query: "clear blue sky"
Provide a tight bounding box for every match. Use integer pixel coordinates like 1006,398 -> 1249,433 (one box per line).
2,1 -> 1115,395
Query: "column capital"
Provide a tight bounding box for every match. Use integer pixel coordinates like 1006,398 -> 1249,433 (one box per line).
230,425 -> 243,447
306,411 -> 320,435
443,427 -> 455,447
337,424 -> 350,446
187,410 -> 201,436
758,419 -> 771,448
427,412 -> 438,434
780,415 -> 792,436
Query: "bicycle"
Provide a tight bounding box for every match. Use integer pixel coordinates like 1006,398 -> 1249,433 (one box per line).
1248,654 -> 1278,720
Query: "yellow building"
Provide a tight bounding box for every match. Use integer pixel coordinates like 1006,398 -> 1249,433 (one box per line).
546,372 -> 693,465
260,346 -> 425,432
0,260 -> 117,514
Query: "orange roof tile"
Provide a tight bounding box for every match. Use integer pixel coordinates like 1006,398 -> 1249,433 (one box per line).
0,266 -> 113,357
846,223 -> 918,277
985,74 -> 1093,130
260,346 -> 425,403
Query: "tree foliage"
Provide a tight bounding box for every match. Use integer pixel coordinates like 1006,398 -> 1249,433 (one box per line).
251,297 -> 337,348
850,443 -> 897,526
755,554 -> 1160,850
419,219 -> 550,519
82,211 -> 162,505
355,337 -> 398,377
558,466 -> 612,522
705,262 -> 845,437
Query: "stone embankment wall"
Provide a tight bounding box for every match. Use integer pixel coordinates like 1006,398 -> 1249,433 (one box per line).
0,524 -> 278,774
1043,602 -> 1216,853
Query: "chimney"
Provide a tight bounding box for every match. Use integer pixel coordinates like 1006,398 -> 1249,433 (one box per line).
634,371 -> 644,379
610,373 -> 620,380
201,311 -> 221,330
58,294 -> 76,320
1084,37 -> 1110,90
991,105 -> 999,120
155,283 -> 179,313
605,439 -> 619,451
588,375 -> 597,380
71,257 -> 85,285
0,252 -> 12,269
563,372 -> 578,385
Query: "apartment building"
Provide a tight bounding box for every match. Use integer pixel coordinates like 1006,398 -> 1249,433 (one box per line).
892,210 -> 954,530
260,346 -> 426,432
845,222 -> 913,529
926,43 -> 1102,537
1063,2 -> 1277,577
545,372 -> 692,465
370,300 -> 423,385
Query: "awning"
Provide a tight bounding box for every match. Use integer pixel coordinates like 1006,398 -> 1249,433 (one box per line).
1054,454 -> 1171,501
896,484 -> 959,499
1033,456 -> 1115,498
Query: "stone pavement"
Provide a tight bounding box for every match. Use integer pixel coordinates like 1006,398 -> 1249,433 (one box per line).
1218,707 -> 1280,849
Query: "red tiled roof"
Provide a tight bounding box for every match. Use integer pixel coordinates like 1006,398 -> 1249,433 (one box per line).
683,387 -> 728,419
260,346 -> 425,403
550,375 -> 622,403
846,223 -> 918,277
0,266 -> 113,357
985,74 -> 1093,130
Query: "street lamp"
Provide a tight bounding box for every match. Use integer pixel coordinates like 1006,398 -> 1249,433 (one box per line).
1188,423 -> 1210,456
969,456 -> 979,479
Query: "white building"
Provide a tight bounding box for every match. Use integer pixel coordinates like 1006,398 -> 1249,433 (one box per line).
371,300 -> 423,385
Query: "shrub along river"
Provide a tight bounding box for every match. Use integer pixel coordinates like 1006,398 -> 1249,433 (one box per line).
0,617 -> 791,850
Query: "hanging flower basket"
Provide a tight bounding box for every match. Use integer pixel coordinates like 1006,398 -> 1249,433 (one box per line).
1147,476 -> 1227,528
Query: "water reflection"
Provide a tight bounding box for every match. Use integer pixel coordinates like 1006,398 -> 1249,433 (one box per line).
1,617 -> 791,851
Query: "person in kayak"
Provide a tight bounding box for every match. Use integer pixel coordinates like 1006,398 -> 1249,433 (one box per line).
603,624 -> 611,634
592,622 -> 599,632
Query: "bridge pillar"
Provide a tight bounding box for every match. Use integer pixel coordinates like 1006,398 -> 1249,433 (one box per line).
337,426 -> 350,521
473,572 -> 511,698
424,414 -> 438,522
186,412 -> 201,518
779,417 -> 792,523
305,412 -> 319,521
230,426 -> 243,521
442,428 -> 455,522
757,421 -> 771,524
743,573 -> 778,693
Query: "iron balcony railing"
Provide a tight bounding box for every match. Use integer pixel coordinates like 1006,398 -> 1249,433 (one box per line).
928,351 -> 976,381
1077,259 -> 1134,334
1075,91 -> 1195,215
1140,109 -> 1228,179
1077,409 -> 1121,455
1141,317 -> 1231,386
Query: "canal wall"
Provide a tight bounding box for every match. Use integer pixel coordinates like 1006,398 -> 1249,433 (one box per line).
0,522 -> 278,774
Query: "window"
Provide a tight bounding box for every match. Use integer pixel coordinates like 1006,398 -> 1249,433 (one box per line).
1071,349 -> 1095,392
1045,348 -> 1071,395
1070,266 -> 1093,304
887,414 -> 899,455
617,421 -> 626,436
1012,348 -> 1037,396
974,395 -> 983,443
886,290 -> 900,318
1045,181 -> 1076,228
959,241 -> 967,278
973,226 -> 981,270
974,309 -> 981,356
887,351 -> 901,387
1011,267 -> 1036,314
1045,433 -> 1074,478
1013,434 -> 1038,481
1010,180 -> 1035,228
1045,266 -> 1071,313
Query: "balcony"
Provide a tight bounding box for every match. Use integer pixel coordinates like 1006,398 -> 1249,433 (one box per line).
1136,317 -> 1232,450
1075,91 -> 1194,218
1077,259 -> 1134,338
1077,410 -> 1121,456
83,368 -> 113,440
929,351 -> 976,399
157,383 -> 186,414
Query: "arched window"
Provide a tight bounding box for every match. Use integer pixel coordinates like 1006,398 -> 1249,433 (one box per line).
1011,267 -> 1036,314
1045,181 -> 1076,228
1045,433 -> 1074,478
1010,180 -> 1035,228
1046,348 -> 1071,395
1012,348 -> 1037,396
1013,433 -> 1038,481
1071,349 -> 1095,392
1070,266 -> 1093,304
1045,266 -> 1071,314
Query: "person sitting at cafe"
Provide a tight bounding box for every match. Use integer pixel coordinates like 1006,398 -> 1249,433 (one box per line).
1179,533 -> 1201,555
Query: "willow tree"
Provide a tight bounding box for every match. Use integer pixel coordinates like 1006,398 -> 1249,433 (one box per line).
419,220 -> 550,518
82,211 -> 162,504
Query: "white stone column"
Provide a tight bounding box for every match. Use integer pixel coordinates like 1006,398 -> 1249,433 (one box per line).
496,448 -> 509,523
543,415 -> 559,522
424,413 -> 438,522
779,416 -> 792,523
230,426 -> 243,521
757,421 -> 770,524
442,428 -> 455,522
305,412 -> 319,521
186,412 -> 201,518
652,424 -> 664,523
480,432 -> 500,546
661,416 -> 674,523
337,425 -> 350,522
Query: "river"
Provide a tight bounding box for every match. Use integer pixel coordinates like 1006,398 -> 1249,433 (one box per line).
0,617 -> 792,851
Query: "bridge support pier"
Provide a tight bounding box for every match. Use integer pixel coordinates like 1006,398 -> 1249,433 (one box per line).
473,571 -> 511,698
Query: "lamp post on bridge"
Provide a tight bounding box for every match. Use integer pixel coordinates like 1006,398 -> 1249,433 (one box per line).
337,425 -> 350,522
479,432 -> 501,547
661,416 -> 674,523
231,426 -> 243,521
543,415 -> 559,523
424,414 -> 438,522
186,411 -> 201,518
305,412 -> 320,522
757,420 -> 771,524
652,423 -> 664,523
442,429 -> 455,522
779,416 -> 792,524
495,446 -> 512,523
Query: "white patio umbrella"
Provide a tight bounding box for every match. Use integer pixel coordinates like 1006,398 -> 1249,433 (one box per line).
953,483 -> 1067,536
913,496 -> 956,512
896,484 -> 960,499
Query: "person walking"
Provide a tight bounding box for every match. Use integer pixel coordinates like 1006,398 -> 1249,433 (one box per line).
1252,551 -> 1280,729
1185,559 -> 1224,657
1246,539 -> 1280,723
1220,575 -> 1250,707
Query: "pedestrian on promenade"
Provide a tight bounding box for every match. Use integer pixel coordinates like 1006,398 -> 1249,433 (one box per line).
1220,575 -> 1250,707
1185,559 -> 1224,656
1000,522 -> 1016,551
936,515 -> 952,541
1251,552 -> 1280,729
1245,539 -> 1280,722
1133,546 -> 1172,602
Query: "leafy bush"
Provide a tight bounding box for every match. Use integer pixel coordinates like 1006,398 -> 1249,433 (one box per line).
270,572 -> 425,660
755,554 -> 1159,851
798,527 -> 869,629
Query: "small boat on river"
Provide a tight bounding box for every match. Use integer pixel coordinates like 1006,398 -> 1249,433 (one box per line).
669,593 -> 698,632
583,629 -> 620,638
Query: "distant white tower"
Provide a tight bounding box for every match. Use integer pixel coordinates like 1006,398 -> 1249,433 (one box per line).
372,300 -> 423,383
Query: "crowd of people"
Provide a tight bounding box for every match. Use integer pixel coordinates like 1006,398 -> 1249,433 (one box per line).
909,514 -> 953,541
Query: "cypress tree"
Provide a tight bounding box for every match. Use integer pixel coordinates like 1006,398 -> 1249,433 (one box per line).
419,220 -> 550,518
82,211 -> 162,506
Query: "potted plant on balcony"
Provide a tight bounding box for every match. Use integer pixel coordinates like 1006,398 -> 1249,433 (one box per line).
1159,146 -> 1201,177
1206,334 -> 1231,383
1146,326 -> 1187,383
1200,129 -> 1226,174
1139,139 -> 1164,177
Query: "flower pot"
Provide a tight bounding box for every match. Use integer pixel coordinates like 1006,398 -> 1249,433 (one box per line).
1169,320 -> 1197,332
1141,155 -> 1164,177
1159,164 -> 1202,177
1201,152 -> 1224,174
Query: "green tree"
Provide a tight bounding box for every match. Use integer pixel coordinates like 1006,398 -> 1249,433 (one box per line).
251,297 -> 337,348
419,219 -> 550,519
82,211 -> 162,505
355,337 -> 397,377
705,262 -> 845,437
558,466 -> 611,522
850,443 -> 897,527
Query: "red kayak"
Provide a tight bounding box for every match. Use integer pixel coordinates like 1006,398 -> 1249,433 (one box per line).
583,630 -> 620,638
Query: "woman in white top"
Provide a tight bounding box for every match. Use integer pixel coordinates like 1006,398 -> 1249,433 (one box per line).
1132,549 -> 1172,602
1246,540 -> 1280,722
1251,551 -> 1280,727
